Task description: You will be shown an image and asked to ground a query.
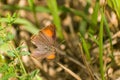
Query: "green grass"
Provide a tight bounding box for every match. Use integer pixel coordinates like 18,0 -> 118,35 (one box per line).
0,0 -> 120,80
47,0 -> 63,39
79,33 -> 91,61
107,0 -> 120,19
0,13 -> 41,80
99,8 -> 105,80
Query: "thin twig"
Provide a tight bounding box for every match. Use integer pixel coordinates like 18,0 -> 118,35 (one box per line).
56,48 -> 86,69
57,62 -> 82,80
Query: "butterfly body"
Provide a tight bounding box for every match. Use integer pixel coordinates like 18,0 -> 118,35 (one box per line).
31,24 -> 56,60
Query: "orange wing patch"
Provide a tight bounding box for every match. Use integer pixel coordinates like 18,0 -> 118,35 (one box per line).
41,24 -> 55,38
43,29 -> 53,37
46,53 -> 56,60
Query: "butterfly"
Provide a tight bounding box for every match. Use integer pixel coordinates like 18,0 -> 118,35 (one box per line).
31,24 -> 56,60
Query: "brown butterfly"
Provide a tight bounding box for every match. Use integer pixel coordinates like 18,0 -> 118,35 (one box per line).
31,24 -> 56,60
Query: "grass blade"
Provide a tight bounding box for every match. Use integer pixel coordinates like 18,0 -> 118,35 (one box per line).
47,0 -> 63,39
99,8 -> 105,80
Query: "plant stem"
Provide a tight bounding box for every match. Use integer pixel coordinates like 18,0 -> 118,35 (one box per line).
9,44 -> 27,75
15,51 -> 27,75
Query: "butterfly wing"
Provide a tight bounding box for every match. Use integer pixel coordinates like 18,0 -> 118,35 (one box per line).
31,24 -> 56,59
40,24 -> 56,46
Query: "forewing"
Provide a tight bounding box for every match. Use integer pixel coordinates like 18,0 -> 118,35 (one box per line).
31,24 -> 56,59
40,24 -> 56,46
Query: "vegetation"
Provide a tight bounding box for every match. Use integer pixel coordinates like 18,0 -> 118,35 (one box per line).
0,0 -> 120,80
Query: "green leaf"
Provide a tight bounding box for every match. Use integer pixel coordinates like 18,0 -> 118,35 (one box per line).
0,18 -> 39,34
7,13 -> 17,24
0,64 -> 9,73
0,64 -> 16,80
0,43 -> 11,53
12,12 -> 17,18
7,50 -> 15,57
6,33 -> 14,41
1,72 -> 16,80
20,51 -> 30,56
29,69 -> 39,79
16,46 -> 27,51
